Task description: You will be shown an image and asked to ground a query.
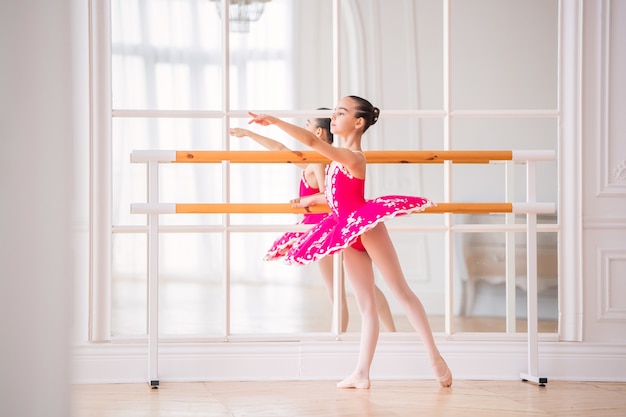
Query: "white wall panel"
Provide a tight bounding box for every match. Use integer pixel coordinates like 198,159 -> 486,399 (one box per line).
582,0 -> 626,343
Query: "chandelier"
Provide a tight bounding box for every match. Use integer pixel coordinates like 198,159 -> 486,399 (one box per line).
210,0 -> 272,33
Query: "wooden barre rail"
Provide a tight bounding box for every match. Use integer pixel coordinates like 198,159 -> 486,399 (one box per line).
176,150 -> 508,164
131,149 -> 556,164
131,202 -> 556,215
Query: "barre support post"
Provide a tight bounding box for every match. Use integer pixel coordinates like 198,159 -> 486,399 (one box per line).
520,160 -> 548,387
147,160 -> 160,389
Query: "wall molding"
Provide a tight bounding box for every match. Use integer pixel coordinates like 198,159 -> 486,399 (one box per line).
558,0 -> 584,342
584,217 -> 626,229
597,247 -> 626,321
596,0 -> 626,197
71,339 -> 626,384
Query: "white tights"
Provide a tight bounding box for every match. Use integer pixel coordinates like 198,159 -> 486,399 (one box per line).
340,223 -> 444,383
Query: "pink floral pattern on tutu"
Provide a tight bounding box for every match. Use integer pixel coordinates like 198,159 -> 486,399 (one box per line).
273,162 -> 435,265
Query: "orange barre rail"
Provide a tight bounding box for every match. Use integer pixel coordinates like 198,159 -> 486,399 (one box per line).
177,203 -> 330,214
131,149 -> 555,164
175,202 -> 515,214
174,203 -> 513,214
175,150 -> 511,164
131,202 -> 556,215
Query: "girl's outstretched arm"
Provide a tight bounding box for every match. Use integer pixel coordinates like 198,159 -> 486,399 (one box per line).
247,112 -> 319,147
229,127 -> 288,151
248,112 -> 363,173
229,127 -> 307,170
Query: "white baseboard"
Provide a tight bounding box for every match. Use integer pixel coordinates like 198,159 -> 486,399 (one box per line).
71,337 -> 626,384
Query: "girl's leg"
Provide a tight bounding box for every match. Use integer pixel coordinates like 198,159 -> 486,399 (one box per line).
317,255 -> 349,332
374,285 -> 396,332
337,247 -> 379,389
319,254 -> 393,333
360,223 -> 452,387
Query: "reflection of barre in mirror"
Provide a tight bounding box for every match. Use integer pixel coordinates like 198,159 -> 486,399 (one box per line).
131,147 -> 555,389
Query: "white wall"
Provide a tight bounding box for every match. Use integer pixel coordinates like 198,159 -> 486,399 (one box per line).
0,0 -> 75,415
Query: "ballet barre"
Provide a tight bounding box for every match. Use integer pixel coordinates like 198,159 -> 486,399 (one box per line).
131,149 -> 555,389
130,202 -> 556,215
131,149 -> 555,164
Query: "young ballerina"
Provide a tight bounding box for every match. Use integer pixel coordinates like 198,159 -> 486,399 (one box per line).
229,111 -> 396,333
247,95 -> 452,389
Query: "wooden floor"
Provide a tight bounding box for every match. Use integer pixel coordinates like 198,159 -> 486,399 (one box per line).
72,379 -> 626,417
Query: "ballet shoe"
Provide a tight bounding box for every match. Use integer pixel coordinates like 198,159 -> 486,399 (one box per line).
336,376 -> 371,389
432,357 -> 453,387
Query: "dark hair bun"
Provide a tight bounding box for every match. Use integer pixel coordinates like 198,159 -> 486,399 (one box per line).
372,107 -> 380,125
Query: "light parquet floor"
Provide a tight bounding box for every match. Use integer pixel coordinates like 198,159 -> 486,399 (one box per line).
72,379 -> 626,417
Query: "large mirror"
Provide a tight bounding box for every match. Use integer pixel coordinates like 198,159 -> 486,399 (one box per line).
110,0 -> 558,338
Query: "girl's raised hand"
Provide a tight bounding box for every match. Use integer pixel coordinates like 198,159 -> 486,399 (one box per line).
290,196 -> 314,212
228,127 -> 249,138
248,111 -> 278,126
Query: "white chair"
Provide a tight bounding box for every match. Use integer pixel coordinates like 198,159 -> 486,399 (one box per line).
457,214 -> 558,317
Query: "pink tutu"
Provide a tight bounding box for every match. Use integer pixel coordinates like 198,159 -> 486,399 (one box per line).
279,162 -> 435,265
